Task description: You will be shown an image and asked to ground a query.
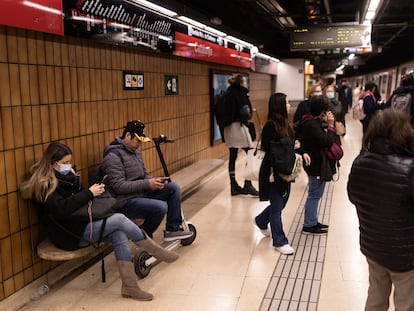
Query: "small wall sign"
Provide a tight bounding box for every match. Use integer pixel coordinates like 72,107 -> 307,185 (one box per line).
124,71 -> 144,90
165,75 -> 178,95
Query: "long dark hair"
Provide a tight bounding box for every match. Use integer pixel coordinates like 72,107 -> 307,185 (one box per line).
267,92 -> 292,138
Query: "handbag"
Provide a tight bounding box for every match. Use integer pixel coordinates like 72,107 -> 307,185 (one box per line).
279,153 -> 303,182
324,141 -> 344,161
239,104 -> 252,121
71,191 -> 117,220
244,146 -> 265,181
269,137 -> 295,175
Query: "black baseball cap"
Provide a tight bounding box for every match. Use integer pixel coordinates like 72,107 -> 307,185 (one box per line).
124,120 -> 151,142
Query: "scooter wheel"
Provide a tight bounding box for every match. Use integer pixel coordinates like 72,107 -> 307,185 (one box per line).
133,250 -> 151,278
180,223 -> 197,246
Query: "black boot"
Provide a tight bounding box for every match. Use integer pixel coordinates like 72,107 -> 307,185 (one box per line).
243,180 -> 259,196
231,180 -> 244,196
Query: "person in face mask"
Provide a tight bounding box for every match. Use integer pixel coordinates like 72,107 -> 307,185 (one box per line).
20,142 -> 179,301
324,85 -> 345,136
293,83 -> 323,124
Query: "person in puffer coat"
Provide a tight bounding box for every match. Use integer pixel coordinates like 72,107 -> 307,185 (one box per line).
347,109 -> 414,311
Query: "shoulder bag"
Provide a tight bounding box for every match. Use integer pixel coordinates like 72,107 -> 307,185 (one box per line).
71,191 -> 117,221
244,143 -> 265,181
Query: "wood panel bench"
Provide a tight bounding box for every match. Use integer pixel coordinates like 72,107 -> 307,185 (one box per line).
37,158 -> 225,261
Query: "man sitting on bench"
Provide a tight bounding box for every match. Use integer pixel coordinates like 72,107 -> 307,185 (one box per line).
103,120 -> 193,241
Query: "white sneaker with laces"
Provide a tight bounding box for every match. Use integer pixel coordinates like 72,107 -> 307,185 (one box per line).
275,244 -> 294,255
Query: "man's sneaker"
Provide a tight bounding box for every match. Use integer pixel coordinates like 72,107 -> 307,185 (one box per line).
163,229 -> 194,242
275,244 -> 294,255
302,225 -> 328,235
316,222 -> 329,229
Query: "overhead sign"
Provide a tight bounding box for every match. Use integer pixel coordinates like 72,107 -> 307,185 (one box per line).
290,25 -> 371,51
0,0 -> 63,35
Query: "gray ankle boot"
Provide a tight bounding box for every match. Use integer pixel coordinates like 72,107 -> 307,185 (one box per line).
136,233 -> 179,263
117,261 -> 153,301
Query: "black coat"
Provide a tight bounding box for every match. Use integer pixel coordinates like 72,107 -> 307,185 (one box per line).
37,173 -> 92,250
347,142 -> 414,272
226,84 -> 252,123
295,116 -> 336,176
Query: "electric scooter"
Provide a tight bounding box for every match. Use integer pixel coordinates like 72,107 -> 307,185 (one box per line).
133,134 -> 197,278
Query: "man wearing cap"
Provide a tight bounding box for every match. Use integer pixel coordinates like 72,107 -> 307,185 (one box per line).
102,120 -> 193,241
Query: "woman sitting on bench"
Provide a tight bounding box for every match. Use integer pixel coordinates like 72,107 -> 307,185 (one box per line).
20,142 -> 179,302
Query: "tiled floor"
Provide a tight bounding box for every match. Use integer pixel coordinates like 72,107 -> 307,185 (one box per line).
8,114 -> 394,311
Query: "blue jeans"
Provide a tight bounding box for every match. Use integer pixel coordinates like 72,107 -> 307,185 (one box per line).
255,182 -> 290,247
303,176 -> 326,227
79,213 -> 145,261
117,182 -> 182,236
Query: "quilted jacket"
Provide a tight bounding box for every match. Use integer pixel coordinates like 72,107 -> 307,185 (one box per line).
347,142 -> 414,271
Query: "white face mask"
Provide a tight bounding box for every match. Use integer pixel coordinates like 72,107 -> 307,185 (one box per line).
58,163 -> 72,175
327,92 -> 335,99
313,92 -> 322,96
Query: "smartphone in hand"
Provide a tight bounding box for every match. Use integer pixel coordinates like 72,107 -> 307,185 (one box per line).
101,175 -> 108,184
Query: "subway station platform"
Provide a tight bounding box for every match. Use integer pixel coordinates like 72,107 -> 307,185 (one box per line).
6,113 -> 391,311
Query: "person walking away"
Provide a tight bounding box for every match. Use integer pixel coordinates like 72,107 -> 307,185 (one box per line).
222,73 -> 259,196
103,120 -> 193,241
337,79 -> 352,124
254,93 -> 302,255
295,95 -> 336,234
347,109 -> 414,311
352,82 -> 363,110
20,142 -> 179,301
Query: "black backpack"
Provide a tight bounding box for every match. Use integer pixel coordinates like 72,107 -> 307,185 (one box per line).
213,91 -> 234,128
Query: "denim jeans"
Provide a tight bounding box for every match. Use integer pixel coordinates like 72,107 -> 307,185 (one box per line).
255,182 -> 290,247
303,176 -> 326,227
117,182 -> 182,236
79,213 -> 145,261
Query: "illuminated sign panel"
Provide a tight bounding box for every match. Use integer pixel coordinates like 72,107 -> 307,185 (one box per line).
290,25 -> 371,51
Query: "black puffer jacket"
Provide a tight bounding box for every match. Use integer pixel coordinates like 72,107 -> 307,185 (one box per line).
347,143 -> 414,272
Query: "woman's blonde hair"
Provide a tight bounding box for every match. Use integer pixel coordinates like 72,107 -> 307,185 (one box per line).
20,142 -> 72,202
306,83 -> 322,99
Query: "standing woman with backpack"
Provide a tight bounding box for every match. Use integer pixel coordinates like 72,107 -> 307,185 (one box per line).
223,73 -> 259,196
254,93 -> 298,254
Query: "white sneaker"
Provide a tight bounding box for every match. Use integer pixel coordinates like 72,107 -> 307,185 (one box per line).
275,244 -> 294,255
259,227 -> 271,237
254,219 -> 271,237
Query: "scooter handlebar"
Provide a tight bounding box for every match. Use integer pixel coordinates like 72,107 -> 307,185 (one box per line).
153,134 -> 174,143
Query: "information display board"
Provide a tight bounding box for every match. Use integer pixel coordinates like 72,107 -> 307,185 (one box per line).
290,25 -> 371,51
